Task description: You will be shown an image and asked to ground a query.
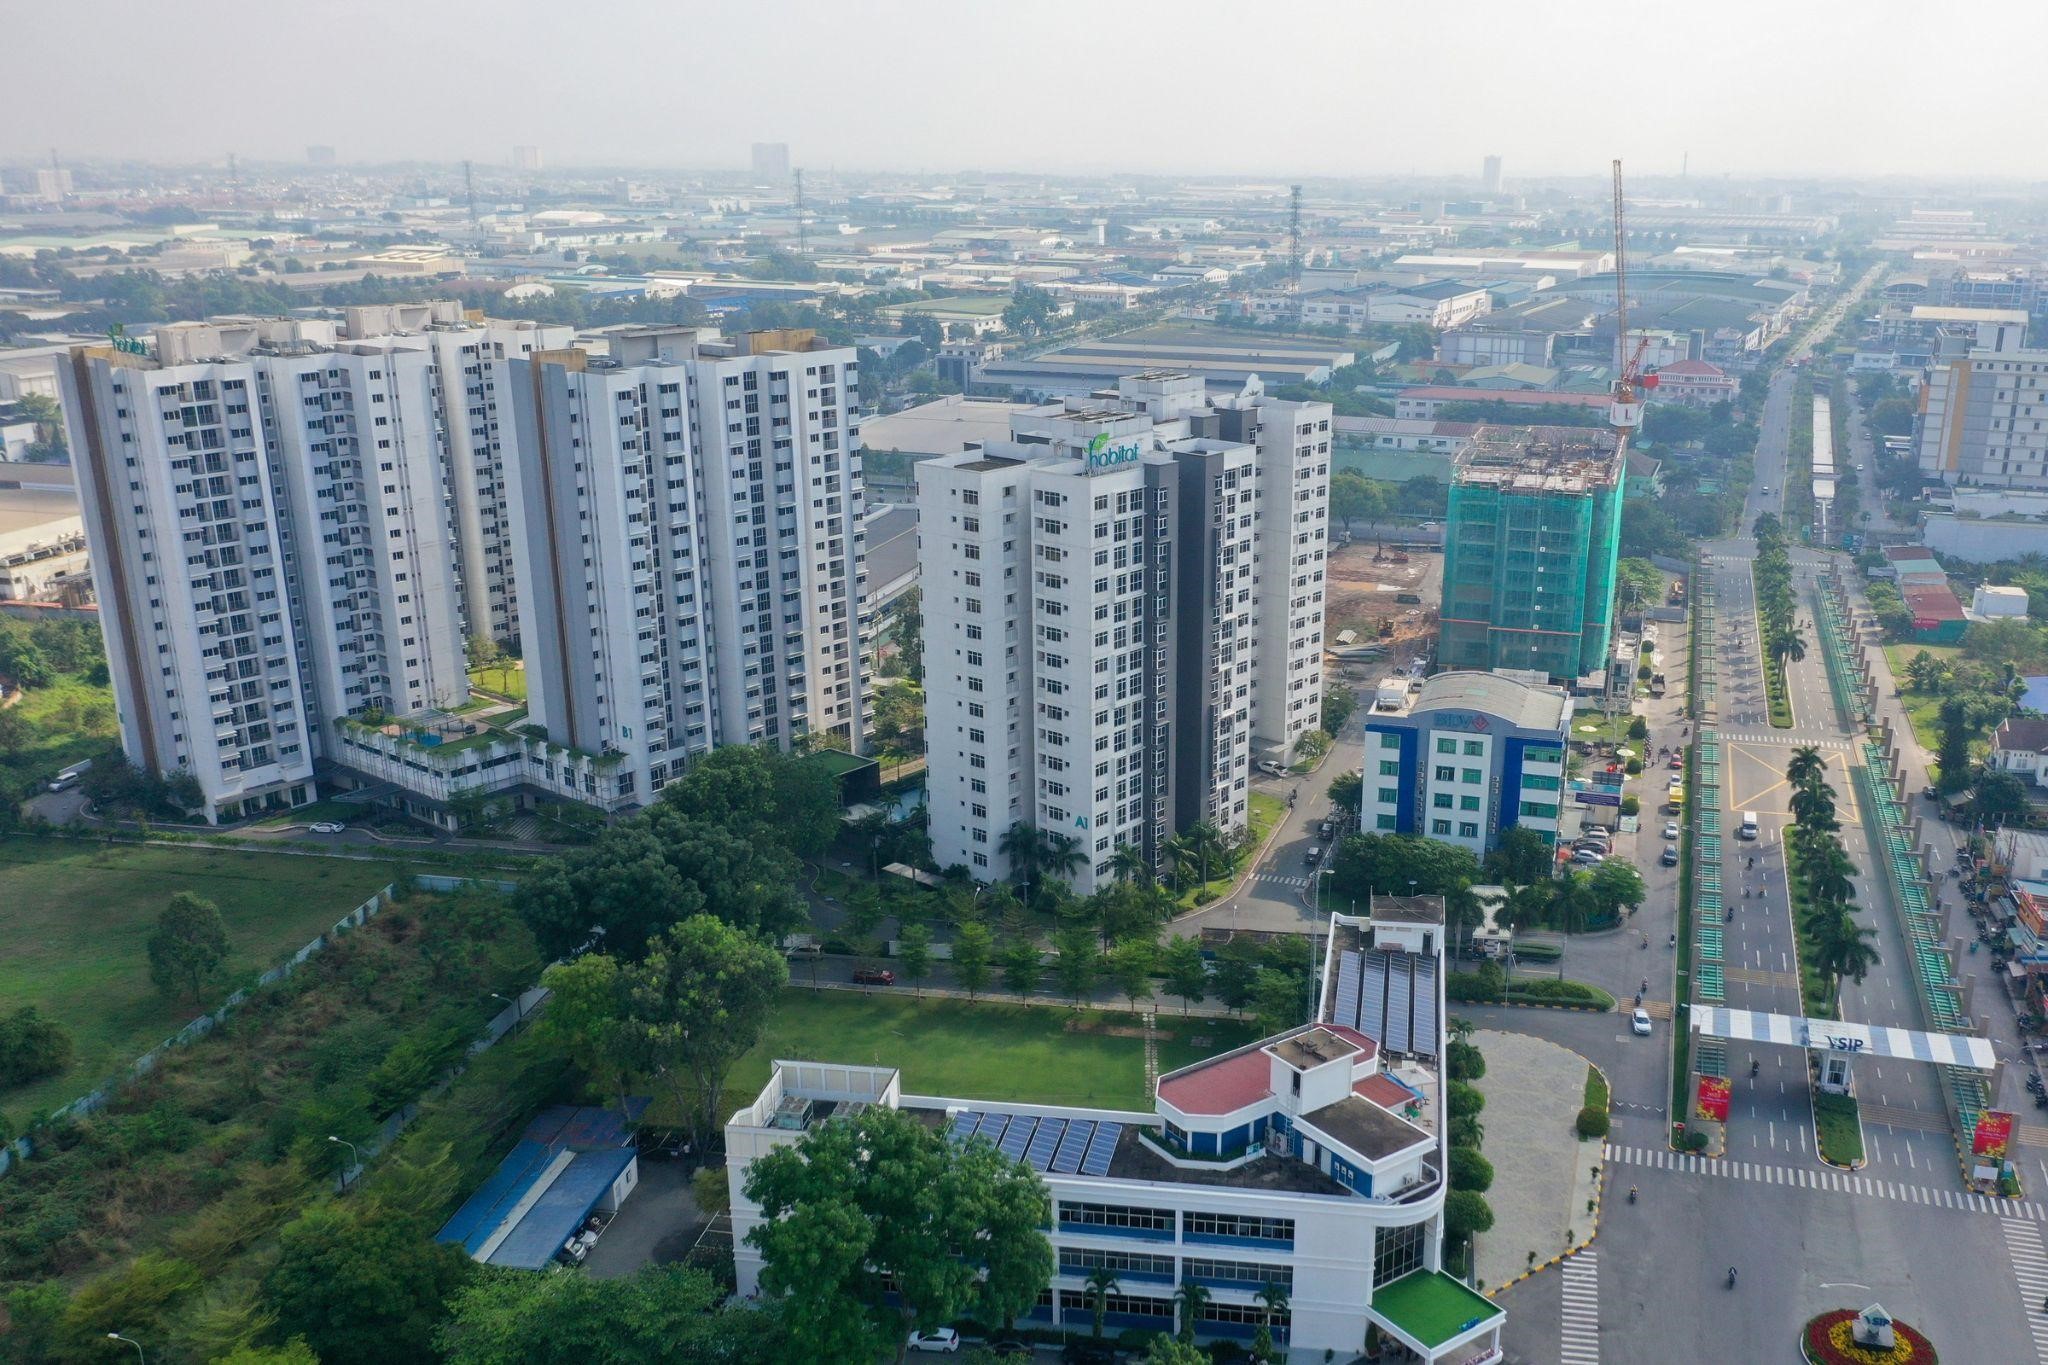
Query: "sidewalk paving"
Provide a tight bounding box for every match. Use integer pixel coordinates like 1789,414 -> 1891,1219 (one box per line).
1470,1029 -> 1604,1294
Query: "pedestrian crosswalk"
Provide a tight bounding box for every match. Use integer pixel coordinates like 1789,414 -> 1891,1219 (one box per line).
2003,1219 -> 2048,1363
1558,1248 -> 1600,1364
1603,1143 -> 2040,1218
1257,873 -> 1311,890
1719,731 -> 1850,748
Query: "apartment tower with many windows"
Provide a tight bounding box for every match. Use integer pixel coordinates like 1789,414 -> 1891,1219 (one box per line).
503,327 -> 864,804
918,374 -> 1330,890
63,317 -> 471,822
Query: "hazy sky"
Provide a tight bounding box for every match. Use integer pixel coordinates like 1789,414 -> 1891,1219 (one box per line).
7,0 -> 2045,180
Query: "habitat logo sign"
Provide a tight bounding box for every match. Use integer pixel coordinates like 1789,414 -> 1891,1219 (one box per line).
1085,429 -> 1144,474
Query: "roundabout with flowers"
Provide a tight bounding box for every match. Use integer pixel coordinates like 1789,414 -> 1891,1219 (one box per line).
1801,1309 -> 1938,1365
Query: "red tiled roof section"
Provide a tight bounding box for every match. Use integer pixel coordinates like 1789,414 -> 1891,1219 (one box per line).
1322,1024 -> 1380,1060
1157,1048 -> 1273,1116
1354,1072 -> 1415,1110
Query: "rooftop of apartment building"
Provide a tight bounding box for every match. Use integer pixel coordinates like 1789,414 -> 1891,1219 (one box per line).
1451,425 -> 1622,492
1366,669 -> 1574,732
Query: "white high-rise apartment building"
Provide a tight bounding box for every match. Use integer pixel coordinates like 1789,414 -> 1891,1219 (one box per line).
919,374 -> 1330,891
342,302 -> 575,644
63,317 -> 470,822
504,326 -> 864,803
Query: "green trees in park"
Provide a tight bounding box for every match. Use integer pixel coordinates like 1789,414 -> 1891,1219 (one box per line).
147,892 -> 231,1003
538,915 -> 787,1148
513,745 -> 832,958
744,1105 -> 1053,1361
437,1263 -> 782,1365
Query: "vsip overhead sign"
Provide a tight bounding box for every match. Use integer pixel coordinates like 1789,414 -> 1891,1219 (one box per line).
1085,429 -> 1144,474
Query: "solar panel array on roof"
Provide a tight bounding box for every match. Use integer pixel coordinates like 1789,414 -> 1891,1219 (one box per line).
949,1111 -> 1125,1177
1080,1123 -> 1121,1176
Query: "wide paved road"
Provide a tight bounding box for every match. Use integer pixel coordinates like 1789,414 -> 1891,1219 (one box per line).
1503,284 -> 2048,1361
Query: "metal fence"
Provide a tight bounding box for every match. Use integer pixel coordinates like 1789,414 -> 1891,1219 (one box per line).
0,873 -> 524,1181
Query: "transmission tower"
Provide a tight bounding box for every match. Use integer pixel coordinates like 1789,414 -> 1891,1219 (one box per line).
1287,184 -> 1304,324
463,159 -> 479,226
794,168 -> 808,257
228,152 -> 240,208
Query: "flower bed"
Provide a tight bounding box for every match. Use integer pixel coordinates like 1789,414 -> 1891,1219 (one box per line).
1802,1310 -> 1937,1365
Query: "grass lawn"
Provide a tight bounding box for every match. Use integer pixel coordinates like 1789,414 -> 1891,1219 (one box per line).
1372,1269 -> 1502,1348
0,674 -> 116,794
1583,1065 -> 1610,1114
1882,643 -> 1965,760
720,991 -> 1254,1114
0,837 -> 396,1119
1813,1091 -> 1865,1165
1175,791 -> 1287,910
468,662 -> 527,702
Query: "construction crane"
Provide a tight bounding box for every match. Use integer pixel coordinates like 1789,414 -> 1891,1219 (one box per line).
1609,158 -> 1655,436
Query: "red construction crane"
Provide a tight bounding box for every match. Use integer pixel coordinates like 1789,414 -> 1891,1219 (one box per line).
1610,158 -> 1656,436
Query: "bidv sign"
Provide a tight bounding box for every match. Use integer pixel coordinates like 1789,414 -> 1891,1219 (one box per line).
1085,430 -> 1144,474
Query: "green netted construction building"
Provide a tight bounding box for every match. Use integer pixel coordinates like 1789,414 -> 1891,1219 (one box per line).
1437,429 -> 1627,683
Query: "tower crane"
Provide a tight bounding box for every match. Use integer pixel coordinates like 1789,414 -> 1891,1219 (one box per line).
1609,158 -> 1657,436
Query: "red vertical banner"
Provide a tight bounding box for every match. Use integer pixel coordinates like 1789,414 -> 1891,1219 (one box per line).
1696,1076 -> 1731,1122
1975,1111 -> 2015,1160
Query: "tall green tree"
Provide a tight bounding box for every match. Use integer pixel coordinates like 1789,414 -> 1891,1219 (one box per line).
623,916 -> 788,1145
1160,936 -> 1208,1015
1053,928 -> 1100,1004
745,1107 -> 1051,1364
535,954 -> 636,1115
999,939 -> 1042,1000
896,922 -> 934,998
147,891 -> 231,1002
950,921 -> 994,1000
437,1263 -> 780,1365
1104,938 -> 1158,1010
264,1205 -> 473,1365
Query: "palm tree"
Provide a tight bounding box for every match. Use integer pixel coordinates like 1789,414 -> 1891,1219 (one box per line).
1173,1279 -> 1212,1346
1806,850 -> 1857,909
1503,880 -> 1552,930
1109,843 -> 1154,887
1548,872 -> 1600,934
1808,909 -> 1882,1006
1085,1266 -> 1121,1339
1789,782 -> 1837,829
1254,1281 -> 1290,1356
1038,829 -> 1086,884
1775,623 -> 1808,666
1182,821 -> 1229,888
849,808 -> 890,880
1785,746 -> 1826,793
998,821 -> 1040,889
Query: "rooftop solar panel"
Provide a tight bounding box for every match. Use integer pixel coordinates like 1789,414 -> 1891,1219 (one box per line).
949,1112 -> 978,1140
977,1113 -> 1012,1148
998,1115 -> 1037,1161
1050,1120 -> 1094,1174
1025,1117 -> 1066,1171
1080,1122 -> 1120,1176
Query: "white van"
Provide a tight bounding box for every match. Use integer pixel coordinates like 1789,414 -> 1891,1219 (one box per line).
1739,811 -> 1760,841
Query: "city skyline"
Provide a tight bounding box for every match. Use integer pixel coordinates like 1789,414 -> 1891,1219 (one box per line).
7,0 -> 2048,179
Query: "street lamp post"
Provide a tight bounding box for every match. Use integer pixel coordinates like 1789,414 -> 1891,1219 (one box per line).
107,1335 -> 143,1365
327,1135 -> 362,1188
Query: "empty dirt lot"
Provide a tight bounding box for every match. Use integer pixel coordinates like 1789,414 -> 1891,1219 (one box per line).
1325,537 -> 1442,666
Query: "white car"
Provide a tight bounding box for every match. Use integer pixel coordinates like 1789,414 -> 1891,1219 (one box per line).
1663,822 -> 1680,841
1570,848 -> 1606,866
309,821 -> 347,834
908,1329 -> 961,1354
1631,1008 -> 1653,1036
